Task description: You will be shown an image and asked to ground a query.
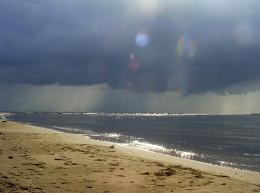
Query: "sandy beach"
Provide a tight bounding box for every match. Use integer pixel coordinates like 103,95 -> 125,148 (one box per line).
0,121 -> 260,193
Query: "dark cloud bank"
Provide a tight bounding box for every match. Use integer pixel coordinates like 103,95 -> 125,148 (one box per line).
1,0 -> 260,95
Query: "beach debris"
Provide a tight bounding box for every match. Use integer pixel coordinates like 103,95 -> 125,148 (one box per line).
110,145 -> 115,149
154,167 -> 176,176
141,172 -> 150,175
8,156 -> 14,159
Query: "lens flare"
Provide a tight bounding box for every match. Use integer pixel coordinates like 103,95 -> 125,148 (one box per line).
135,32 -> 150,47
129,53 -> 140,71
176,34 -> 197,58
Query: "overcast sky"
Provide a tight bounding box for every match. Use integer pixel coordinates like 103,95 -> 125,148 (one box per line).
1,0 -> 260,113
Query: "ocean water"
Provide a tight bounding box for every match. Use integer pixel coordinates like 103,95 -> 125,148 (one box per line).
8,112 -> 260,172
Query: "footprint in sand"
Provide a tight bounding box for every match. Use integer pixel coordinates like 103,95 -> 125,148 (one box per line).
93,170 -> 103,173
156,184 -> 166,187
155,162 -> 165,167
64,161 -> 78,165
85,179 -> 95,183
154,167 -> 175,177
95,158 -> 106,161
21,186 -> 30,191
10,147 -> 18,151
109,162 -> 119,167
20,154 -> 31,158
54,157 -> 65,161
2,175 -> 8,179
109,167 -> 116,172
201,180 -> 213,185
22,162 -> 46,169
55,166 -> 66,169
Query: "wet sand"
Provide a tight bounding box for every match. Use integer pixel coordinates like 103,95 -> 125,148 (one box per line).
0,121 -> 260,193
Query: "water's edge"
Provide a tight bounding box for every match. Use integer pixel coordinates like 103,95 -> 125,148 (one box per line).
7,114 -> 260,172
13,120 -> 258,173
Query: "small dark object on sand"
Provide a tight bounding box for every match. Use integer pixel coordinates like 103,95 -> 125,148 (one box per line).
8,156 -> 14,159
2,120 -> 6,122
110,145 -> 115,149
155,167 -> 176,176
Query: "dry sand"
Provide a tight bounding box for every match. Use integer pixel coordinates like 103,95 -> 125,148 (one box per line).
0,121 -> 260,193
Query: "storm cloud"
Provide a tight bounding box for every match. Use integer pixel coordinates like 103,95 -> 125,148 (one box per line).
1,0 -> 260,95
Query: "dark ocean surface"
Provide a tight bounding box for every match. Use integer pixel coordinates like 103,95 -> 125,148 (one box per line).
8,113 -> 260,172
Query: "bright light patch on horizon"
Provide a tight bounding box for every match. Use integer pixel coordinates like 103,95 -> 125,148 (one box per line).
136,0 -> 160,18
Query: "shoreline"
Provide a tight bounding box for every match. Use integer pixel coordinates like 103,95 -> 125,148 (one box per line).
10,121 -> 260,183
47,123 -> 260,185
16,120 -> 260,174
23,122 -> 260,175
1,121 -> 260,192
